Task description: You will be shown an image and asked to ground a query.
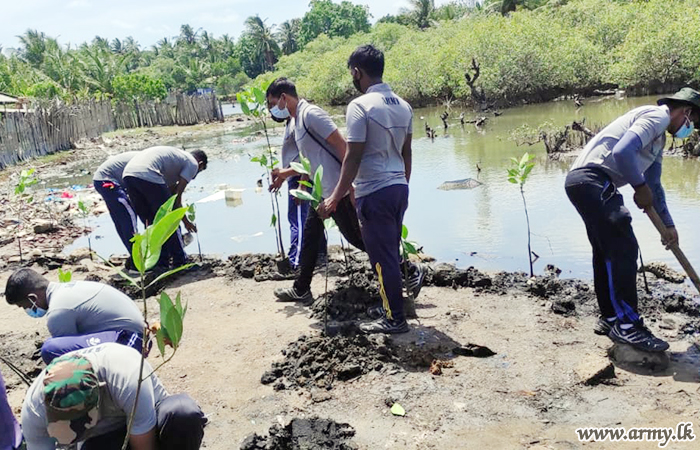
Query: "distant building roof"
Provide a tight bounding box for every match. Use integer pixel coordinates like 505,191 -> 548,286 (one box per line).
0,93 -> 19,104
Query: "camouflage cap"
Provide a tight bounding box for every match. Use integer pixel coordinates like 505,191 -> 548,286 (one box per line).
43,355 -> 101,444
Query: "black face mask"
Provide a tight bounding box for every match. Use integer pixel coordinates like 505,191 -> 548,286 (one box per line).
270,114 -> 287,124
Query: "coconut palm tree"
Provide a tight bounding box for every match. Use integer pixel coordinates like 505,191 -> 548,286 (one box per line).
243,15 -> 280,73
17,29 -> 48,67
409,0 -> 435,29
276,19 -> 301,55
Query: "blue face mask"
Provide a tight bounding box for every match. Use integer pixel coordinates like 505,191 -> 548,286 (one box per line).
25,299 -> 47,319
675,117 -> 694,139
270,104 -> 290,120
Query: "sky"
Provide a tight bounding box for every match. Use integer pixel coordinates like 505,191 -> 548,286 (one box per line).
0,0 -> 455,51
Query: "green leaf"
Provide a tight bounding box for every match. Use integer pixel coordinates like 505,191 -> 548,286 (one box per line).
520,153 -> 531,166
259,153 -> 268,168
156,327 -> 167,357
146,263 -> 195,288
522,164 -> 534,181
323,218 -> 336,229
510,157 -> 519,165
187,204 -> 196,223
164,307 -> 183,349
237,93 -> 251,115
58,268 -> 72,283
290,189 -> 316,203
507,178 -> 518,184
148,207 -> 188,252
312,166 -> 324,202
301,156 -> 312,174
290,162 -> 309,175
131,234 -> 146,273
402,240 -> 418,256
391,403 -> 406,416
270,213 -> 277,228
154,195 -> 177,226
299,180 -> 313,188
252,87 -> 266,107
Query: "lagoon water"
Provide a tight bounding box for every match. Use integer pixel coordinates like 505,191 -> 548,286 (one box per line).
64,95 -> 700,279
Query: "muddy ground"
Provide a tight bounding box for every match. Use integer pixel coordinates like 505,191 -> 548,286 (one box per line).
2,129 -> 700,449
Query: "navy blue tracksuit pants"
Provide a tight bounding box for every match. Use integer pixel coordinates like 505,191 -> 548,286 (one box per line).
82,393 -> 206,450
357,184 -> 409,323
123,176 -> 187,268
565,167 -> 640,324
287,176 -> 326,268
94,181 -> 138,254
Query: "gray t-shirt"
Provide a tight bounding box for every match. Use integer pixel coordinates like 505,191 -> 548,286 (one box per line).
123,146 -> 199,188
571,105 -> 669,187
294,100 -> 343,198
22,343 -> 167,450
92,152 -> 139,186
46,281 -> 145,338
346,83 -> 412,198
281,119 -> 300,169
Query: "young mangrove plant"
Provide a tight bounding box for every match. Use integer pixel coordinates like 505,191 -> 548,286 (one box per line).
57,268 -> 72,282
401,225 -> 419,319
77,199 -> 93,260
186,203 -> 203,262
110,195 -> 192,450
237,81 -> 286,259
507,152 -> 536,277
14,168 -> 38,263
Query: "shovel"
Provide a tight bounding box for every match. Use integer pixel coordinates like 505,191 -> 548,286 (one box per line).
645,207 -> 700,294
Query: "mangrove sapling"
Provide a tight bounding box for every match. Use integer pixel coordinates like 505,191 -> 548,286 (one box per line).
237,82 -> 286,259
401,225 -> 420,319
187,204 -> 203,262
57,268 -> 72,282
507,152 -> 536,277
13,168 -> 38,263
77,200 -> 93,260
111,195 -> 192,450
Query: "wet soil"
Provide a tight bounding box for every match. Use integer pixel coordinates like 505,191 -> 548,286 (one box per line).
240,417 -> 357,450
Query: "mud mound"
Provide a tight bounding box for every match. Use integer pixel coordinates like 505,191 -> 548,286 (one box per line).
241,417 -> 357,450
0,331 -> 44,391
641,262 -> 686,283
228,254 -> 296,282
426,264 -> 492,289
488,271 -> 530,294
260,334 -> 393,390
641,292 -> 700,319
524,276 -> 596,316
310,272 -> 379,322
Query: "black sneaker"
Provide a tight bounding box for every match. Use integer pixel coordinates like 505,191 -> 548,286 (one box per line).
366,305 -> 385,320
359,317 -> 409,334
274,287 -> 313,303
609,319 -> 669,352
594,317 -> 615,336
406,262 -> 427,298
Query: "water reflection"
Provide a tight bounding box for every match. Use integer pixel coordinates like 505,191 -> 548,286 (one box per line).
64,95 -> 700,279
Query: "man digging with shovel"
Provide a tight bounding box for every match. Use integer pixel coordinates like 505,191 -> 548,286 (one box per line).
565,87 -> 700,352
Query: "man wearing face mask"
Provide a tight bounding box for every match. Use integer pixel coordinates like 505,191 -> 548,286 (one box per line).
565,87 -> 700,352
268,114 -> 327,270
4,268 -> 146,363
318,45 -> 417,334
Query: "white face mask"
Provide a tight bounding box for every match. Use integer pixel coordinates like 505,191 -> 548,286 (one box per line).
270,104 -> 290,120
270,96 -> 290,120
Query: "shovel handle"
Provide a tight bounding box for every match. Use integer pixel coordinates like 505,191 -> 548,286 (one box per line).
645,207 -> 700,295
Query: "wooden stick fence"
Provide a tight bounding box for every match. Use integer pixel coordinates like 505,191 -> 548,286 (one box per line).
0,93 -> 223,169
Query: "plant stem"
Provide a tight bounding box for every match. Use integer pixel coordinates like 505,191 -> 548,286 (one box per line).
340,236 -> 349,273
17,201 -> 23,263
262,120 -> 286,259
520,185 -> 534,278
324,229 -> 329,336
196,232 -> 203,262
121,267 -> 149,450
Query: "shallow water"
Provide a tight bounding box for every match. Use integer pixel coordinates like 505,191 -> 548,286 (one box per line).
64,94 -> 700,280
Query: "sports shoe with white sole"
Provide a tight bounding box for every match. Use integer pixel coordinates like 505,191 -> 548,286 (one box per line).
359,317 -> 409,334
609,319 -> 669,352
273,287 -> 313,303
406,262 -> 427,298
594,317 -> 615,336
